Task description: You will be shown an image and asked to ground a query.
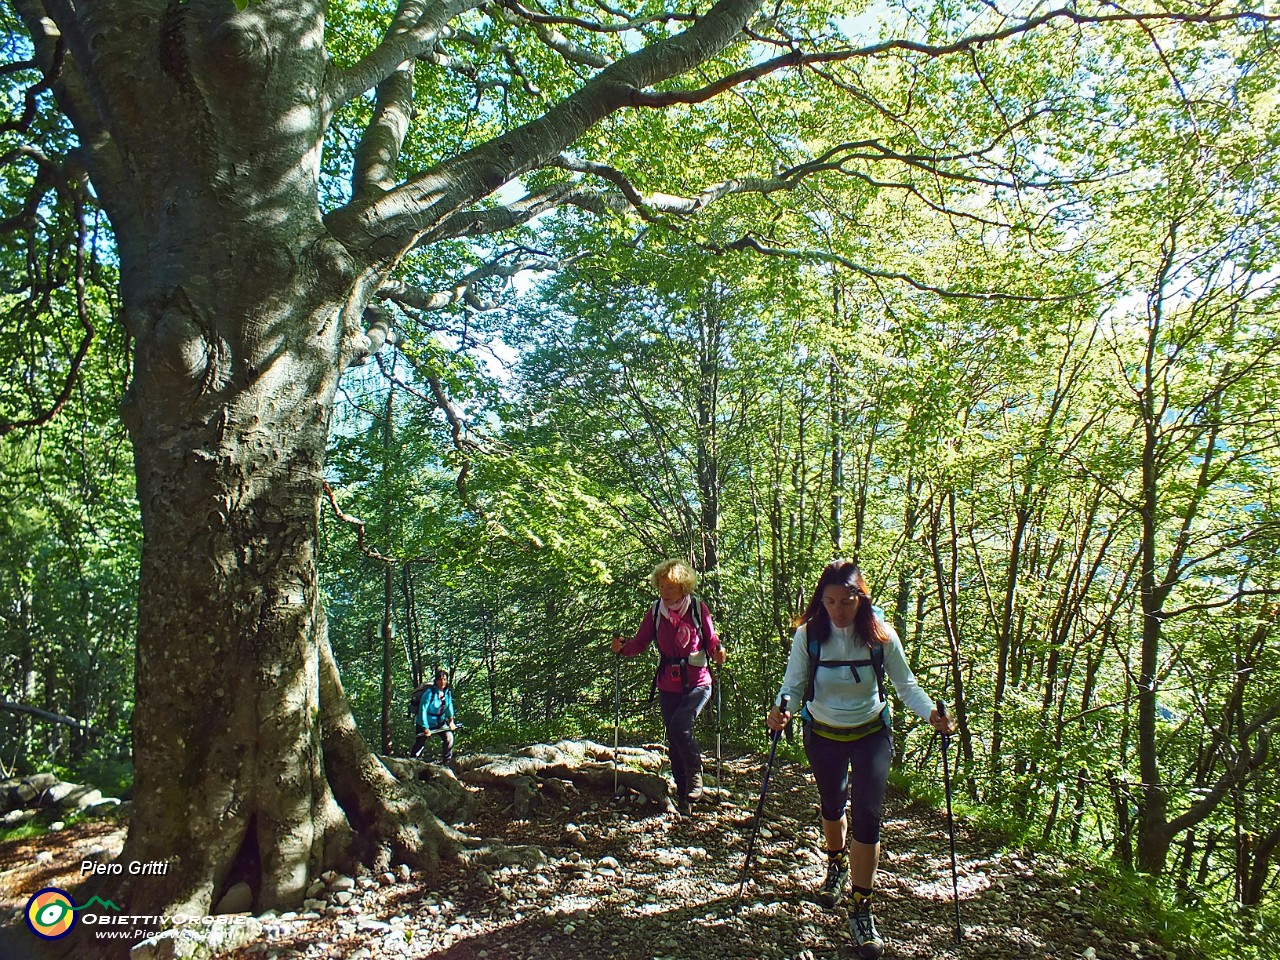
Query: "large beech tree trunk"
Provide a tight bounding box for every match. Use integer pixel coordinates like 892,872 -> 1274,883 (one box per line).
123,329 -> 350,915
18,1 -> 455,934
113,234 -> 461,919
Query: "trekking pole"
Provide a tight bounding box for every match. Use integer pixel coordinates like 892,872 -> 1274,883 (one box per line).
714,665 -> 722,802
937,700 -> 962,944
736,694 -> 789,906
425,724 -> 464,736
613,654 -> 622,798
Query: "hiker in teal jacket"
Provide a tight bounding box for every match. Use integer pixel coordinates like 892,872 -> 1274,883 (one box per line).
415,669 -> 456,764
767,559 -> 954,960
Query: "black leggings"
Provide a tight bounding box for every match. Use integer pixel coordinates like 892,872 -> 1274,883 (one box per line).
658,685 -> 713,798
803,722 -> 893,845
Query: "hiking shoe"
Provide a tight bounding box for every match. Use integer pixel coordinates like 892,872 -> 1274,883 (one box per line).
686,771 -> 704,800
817,855 -> 849,907
848,895 -> 884,959
675,797 -> 692,817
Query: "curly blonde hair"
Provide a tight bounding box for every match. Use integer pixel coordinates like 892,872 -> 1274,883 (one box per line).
650,558 -> 698,595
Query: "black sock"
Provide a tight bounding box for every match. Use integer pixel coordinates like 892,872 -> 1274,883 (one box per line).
851,884 -> 874,902
827,848 -> 847,863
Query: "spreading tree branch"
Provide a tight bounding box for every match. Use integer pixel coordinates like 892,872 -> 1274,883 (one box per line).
326,0 -> 486,113
328,0 -> 1279,278
717,233 -> 1098,302
0,700 -> 98,733
324,0 -> 765,266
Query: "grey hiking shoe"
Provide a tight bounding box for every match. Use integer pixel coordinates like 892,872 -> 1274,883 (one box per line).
817,855 -> 849,907
686,771 -> 704,800
848,894 -> 884,959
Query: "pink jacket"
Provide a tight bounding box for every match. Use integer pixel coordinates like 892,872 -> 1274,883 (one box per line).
619,599 -> 720,692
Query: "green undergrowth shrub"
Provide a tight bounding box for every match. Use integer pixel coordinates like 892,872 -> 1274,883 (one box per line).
886,765 -> 1270,960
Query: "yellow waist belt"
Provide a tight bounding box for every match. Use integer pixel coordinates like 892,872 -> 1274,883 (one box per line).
808,713 -> 886,742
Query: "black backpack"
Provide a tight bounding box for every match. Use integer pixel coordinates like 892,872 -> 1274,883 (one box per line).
803,626 -> 886,721
406,682 -> 430,722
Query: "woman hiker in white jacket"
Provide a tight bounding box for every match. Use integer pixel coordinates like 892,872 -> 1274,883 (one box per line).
768,559 -> 955,959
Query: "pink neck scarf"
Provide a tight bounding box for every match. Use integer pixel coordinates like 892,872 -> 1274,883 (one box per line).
659,595 -> 692,622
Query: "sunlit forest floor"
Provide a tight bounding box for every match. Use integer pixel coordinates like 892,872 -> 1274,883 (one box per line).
0,754 -> 1191,960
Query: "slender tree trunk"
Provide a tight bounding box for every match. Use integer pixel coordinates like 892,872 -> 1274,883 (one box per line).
382,563 -> 395,756
1134,411 -> 1169,871
768,414 -> 786,648
1242,825 -> 1280,908
695,295 -> 722,580
1068,767 -> 1088,845
379,373 -> 398,755
18,559 -> 35,772
482,607 -> 500,722
893,465 -> 919,640
830,364 -> 844,555
929,493 -> 973,772
990,504 -> 1029,786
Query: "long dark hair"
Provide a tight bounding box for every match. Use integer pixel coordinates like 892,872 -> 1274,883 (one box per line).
796,559 -> 890,649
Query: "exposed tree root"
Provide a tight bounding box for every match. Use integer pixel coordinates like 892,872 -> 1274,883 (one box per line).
319,636 -> 461,874
455,739 -> 674,816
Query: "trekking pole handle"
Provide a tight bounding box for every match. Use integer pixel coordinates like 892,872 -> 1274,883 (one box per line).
936,700 -> 952,741
771,695 -> 791,741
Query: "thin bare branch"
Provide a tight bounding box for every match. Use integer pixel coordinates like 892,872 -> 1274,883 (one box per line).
1161,587 -> 1280,620
0,189 -> 96,437
322,481 -> 420,563
530,22 -> 612,69
0,700 -> 98,733
623,8 -> 1280,109
717,233 -> 1099,303
0,34 -> 63,134
379,251 -> 580,312
423,182 -> 625,242
497,0 -> 696,34
0,147 -> 69,233
11,0 -> 126,199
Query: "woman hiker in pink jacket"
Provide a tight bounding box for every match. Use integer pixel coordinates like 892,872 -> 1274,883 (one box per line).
612,559 -> 726,817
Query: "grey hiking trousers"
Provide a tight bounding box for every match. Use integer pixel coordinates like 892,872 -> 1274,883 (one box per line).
659,684 -> 712,800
